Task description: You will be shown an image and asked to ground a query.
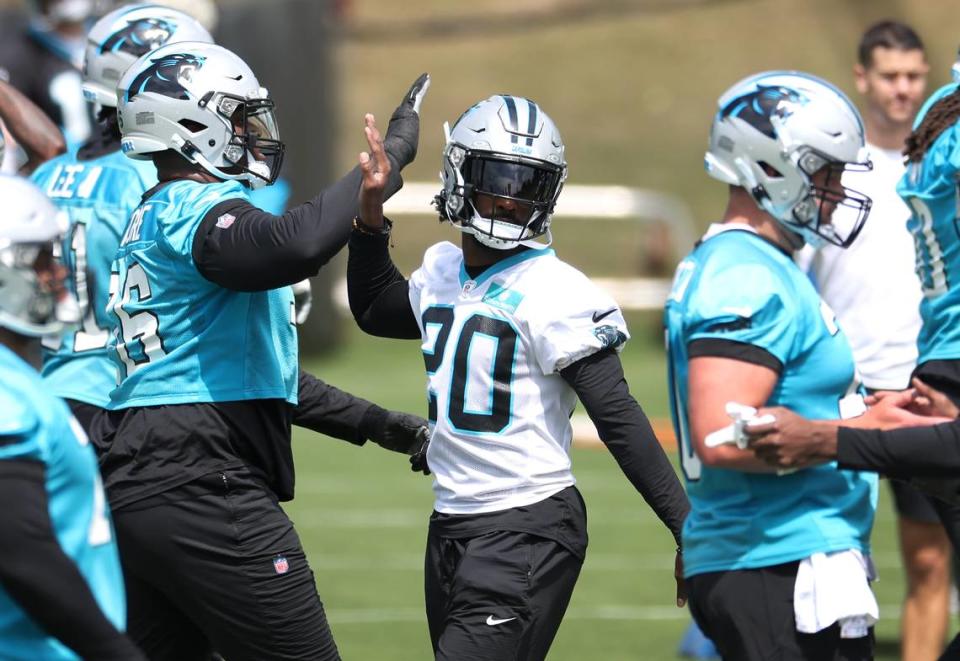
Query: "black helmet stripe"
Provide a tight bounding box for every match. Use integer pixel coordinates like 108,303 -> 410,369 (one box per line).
525,99 -> 537,146
501,95 -> 519,144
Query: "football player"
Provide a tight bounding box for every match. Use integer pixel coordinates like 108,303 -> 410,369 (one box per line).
664,71 -> 926,660
746,46 -> 960,661
97,42 -> 431,660
0,175 -> 144,660
798,22 -> 952,661
347,95 -> 690,661
32,3 -> 214,434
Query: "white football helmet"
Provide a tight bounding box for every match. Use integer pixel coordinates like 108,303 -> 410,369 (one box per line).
435,95 -> 567,250
705,71 -> 872,249
117,42 -> 283,190
0,176 -> 72,337
82,4 -> 214,108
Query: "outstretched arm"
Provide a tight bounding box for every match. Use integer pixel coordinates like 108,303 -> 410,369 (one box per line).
561,349 -> 690,606
294,369 -> 428,455
0,79 -> 65,172
193,75 -> 430,292
345,104 -> 420,339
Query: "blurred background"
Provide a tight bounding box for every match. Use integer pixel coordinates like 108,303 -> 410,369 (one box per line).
3,0 -> 957,658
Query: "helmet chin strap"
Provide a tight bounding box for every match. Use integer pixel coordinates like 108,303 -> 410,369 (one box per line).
190,150 -> 270,190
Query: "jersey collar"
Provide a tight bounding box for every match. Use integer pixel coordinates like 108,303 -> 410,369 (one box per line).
458,247 -> 555,288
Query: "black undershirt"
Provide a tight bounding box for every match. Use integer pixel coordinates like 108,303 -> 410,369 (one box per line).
0,461 -> 144,660
347,228 -> 689,545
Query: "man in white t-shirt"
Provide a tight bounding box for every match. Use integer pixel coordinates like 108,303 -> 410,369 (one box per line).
802,21 -> 947,661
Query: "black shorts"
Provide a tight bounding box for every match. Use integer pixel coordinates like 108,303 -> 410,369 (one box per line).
687,562 -> 874,661
890,478 -> 943,524
425,487 -> 587,661
112,469 -> 339,661
64,398 -> 105,438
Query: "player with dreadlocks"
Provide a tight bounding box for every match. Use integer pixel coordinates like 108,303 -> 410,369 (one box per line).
896,54 -> 960,417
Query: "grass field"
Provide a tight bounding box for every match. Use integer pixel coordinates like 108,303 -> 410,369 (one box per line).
292,327 -> 921,660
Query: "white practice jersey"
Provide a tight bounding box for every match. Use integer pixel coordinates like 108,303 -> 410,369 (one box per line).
409,242 -> 629,514
797,142 -> 922,390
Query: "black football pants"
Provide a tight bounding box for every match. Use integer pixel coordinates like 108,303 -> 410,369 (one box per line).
425,527 -> 583,661
687,561 -> 873,661
112,470 -> 340,661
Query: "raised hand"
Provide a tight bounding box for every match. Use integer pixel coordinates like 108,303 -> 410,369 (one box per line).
384,73 -> 430,171
358,113 -> 391,230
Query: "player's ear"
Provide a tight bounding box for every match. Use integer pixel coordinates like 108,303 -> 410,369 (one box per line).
852,64 -> 868,95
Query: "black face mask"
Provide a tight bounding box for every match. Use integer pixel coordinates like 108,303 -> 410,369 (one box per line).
220,95 -> 285,186
790,150 -> 872,248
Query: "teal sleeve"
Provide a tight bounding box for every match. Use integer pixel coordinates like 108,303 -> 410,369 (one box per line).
157,185 -> 232,261
0,397 -> 43,462
685,262 -> 796,365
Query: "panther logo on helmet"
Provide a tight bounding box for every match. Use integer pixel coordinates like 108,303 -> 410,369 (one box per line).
126,53 -> 205,102
100,18 -> 177,56
719,85 -> 808,139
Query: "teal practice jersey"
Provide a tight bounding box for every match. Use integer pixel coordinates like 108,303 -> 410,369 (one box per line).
898,82 -> 960,364
664,226 -> 877,578
0,345 -> 126,659
32,147 -> 157,408
107,179 -> 298,409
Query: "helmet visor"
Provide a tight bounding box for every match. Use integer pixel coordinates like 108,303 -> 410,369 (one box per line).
463,154 -> 563,226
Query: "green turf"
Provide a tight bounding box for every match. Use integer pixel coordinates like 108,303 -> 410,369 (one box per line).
291,328 -> 916,660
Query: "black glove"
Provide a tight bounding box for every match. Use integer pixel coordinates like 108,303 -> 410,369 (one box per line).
361,406 -> 430,454
383,72 -> 430,172
409,427 -> 431,476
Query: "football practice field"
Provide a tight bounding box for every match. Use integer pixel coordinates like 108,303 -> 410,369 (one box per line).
292,328 -> 915,660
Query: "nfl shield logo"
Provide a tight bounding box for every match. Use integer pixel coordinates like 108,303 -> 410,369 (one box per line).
273,555 -> 289,575
216,213 -> 236,229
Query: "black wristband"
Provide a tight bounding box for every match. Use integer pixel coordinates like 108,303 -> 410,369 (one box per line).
352,216 -> 393,236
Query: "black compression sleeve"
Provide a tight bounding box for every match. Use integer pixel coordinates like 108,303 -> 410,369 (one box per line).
837,422 -> 960,477
346,228 -> 420,339
0,460 -> 143,660
193,163 -> 403,291
292,369 -> 375,446
560,350 -> 690,546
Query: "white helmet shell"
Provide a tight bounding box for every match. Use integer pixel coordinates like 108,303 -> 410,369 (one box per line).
705,71 -> 872,248
437,95 -> 567,250
0,176 -> 71,337
82,3 -> 214,108
117,42 -> 284,189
